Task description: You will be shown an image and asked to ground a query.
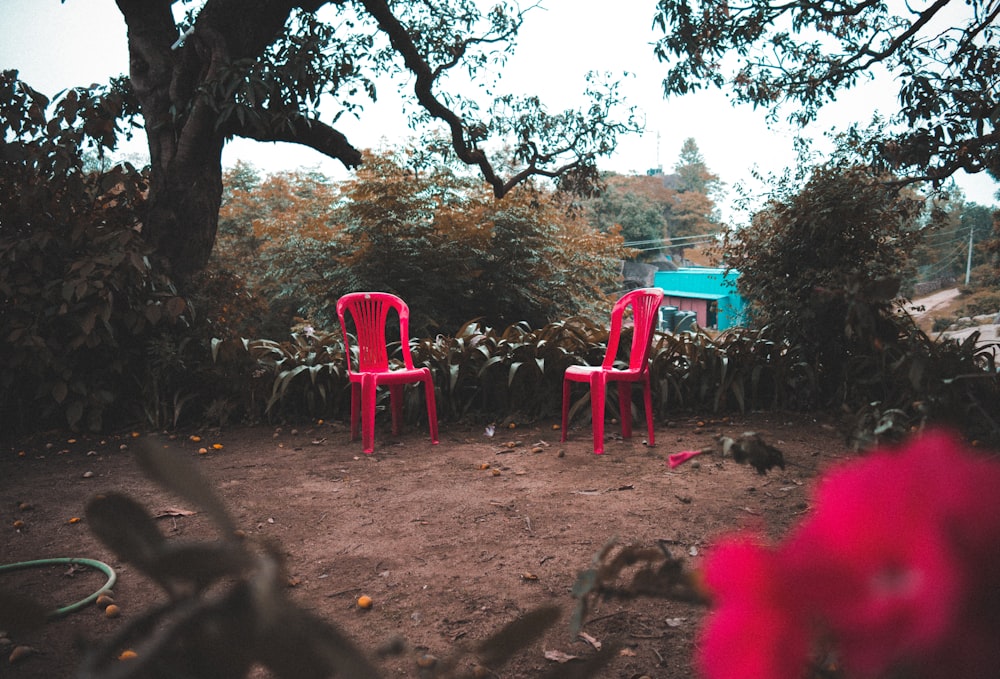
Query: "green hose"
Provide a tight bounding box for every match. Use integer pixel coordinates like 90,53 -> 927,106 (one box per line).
0,557 -> 117,618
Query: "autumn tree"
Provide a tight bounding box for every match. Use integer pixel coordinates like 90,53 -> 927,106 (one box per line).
652,0 -> 1000,187
258,149 -> 628,334
665,137 -> 721,259
99,0 -> 639,283
215,163 -> 339,275
909,197 -> 995,287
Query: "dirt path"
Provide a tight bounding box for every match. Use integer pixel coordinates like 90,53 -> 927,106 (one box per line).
909,287 -> 961,318
2,413 -> 848,679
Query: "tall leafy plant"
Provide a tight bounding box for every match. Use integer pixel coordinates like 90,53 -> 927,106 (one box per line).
0,71 -> 188,435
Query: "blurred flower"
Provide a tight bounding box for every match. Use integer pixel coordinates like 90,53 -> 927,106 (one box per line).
697,536 -> 812,679
696,429 -> 1000,679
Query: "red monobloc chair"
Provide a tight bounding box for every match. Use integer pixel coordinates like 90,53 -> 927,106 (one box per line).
336,292 -> 439,454
561,287 -> 664,454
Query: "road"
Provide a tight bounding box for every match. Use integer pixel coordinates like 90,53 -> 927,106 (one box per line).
910,288 -> 997,345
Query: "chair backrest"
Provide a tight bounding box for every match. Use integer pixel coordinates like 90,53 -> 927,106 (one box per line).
602,288 -> 665,371
336,292 -> 416,373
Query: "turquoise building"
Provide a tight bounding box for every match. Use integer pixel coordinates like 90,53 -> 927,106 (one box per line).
653,267 -> 747,331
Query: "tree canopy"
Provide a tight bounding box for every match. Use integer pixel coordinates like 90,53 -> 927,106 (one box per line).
653,0 -> 1000,186
217,150 -> 628,335
584,138 -> 720,261
104,0 -> 639,281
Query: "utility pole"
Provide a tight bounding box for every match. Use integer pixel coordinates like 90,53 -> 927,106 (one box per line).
965,218 -> 974,286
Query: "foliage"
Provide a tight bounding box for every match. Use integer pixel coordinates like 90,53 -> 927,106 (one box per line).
651,326 -> 817,416
840,314 -> 999,450
956,290 -> 1000,318
106,1 -> 640,279
0,71 -> 188,435
909,198 -> 995,290
653,0 -> 1000,186
586,174 -> 669,247
723,162 -> 928,401
970,205 -> 1000,288
243,330 -> 349,421
720,160 -> 999,444
256,149 -> 627,335
217,313 -> 838,438
583,138 -> 721,262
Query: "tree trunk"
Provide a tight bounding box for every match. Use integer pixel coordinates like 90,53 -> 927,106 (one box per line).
145,146 -> 226,282
116,0 -> 299,284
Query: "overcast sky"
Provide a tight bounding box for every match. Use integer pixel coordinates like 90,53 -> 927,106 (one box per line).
3,0 -> 997,219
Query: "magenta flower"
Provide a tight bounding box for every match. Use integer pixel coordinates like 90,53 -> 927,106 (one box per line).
696,429 -> 1000,679
696,536 -> 812,679
780,432 -> 968,676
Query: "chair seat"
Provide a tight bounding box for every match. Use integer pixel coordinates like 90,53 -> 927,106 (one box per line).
348,366 -> 432,385
564,365 -> 645,381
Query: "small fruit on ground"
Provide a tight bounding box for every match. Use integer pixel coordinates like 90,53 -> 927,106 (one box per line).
357,595 -> 373,609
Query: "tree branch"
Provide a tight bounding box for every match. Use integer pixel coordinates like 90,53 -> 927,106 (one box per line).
233,114 -> 363,168
357,0 -> 508,194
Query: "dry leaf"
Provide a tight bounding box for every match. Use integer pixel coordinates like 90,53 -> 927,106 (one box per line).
543,649 -> 579,663
155,507 -> 197,518
9,645 -> 37,664
578,631 -> 602,650
619,648 -> 637,657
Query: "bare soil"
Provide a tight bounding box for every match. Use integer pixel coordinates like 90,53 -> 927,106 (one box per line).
2,411 -> 852,678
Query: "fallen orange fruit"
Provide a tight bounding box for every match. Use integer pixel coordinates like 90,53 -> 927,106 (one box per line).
357,595 -> 373,609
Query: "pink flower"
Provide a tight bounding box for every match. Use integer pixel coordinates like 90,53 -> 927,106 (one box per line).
696,536 -> 812,679
696,429 -> 1000,679
780,432 -> 968,676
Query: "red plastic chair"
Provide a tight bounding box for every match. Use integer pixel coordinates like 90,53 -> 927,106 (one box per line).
561,288 -> 664,454
336,292 -> 439,454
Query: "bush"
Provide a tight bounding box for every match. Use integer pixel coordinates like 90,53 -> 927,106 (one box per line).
0,72 -> 192,435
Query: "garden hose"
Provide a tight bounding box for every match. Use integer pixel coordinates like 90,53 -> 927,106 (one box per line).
0,557 -> 117,618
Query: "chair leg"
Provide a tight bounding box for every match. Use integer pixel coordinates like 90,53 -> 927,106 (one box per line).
560,378 -> 571,443
423,376 -> 439,444
361,374 -> 378,454
389,384 -> 403,436
350,382 -> 361,442
590,375 -> 606,454
617,381 -> 632,440
643,376 -> 655,446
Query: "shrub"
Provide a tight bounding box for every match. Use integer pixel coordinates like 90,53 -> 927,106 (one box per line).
0,71 -> 189,435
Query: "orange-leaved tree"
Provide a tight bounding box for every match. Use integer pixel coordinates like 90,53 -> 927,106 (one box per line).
251,149 -> 629,335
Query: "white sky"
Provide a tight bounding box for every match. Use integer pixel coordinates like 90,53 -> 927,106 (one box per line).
3,0 -> 998,220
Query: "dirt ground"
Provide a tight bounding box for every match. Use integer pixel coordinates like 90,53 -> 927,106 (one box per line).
2,411 -> 855,679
